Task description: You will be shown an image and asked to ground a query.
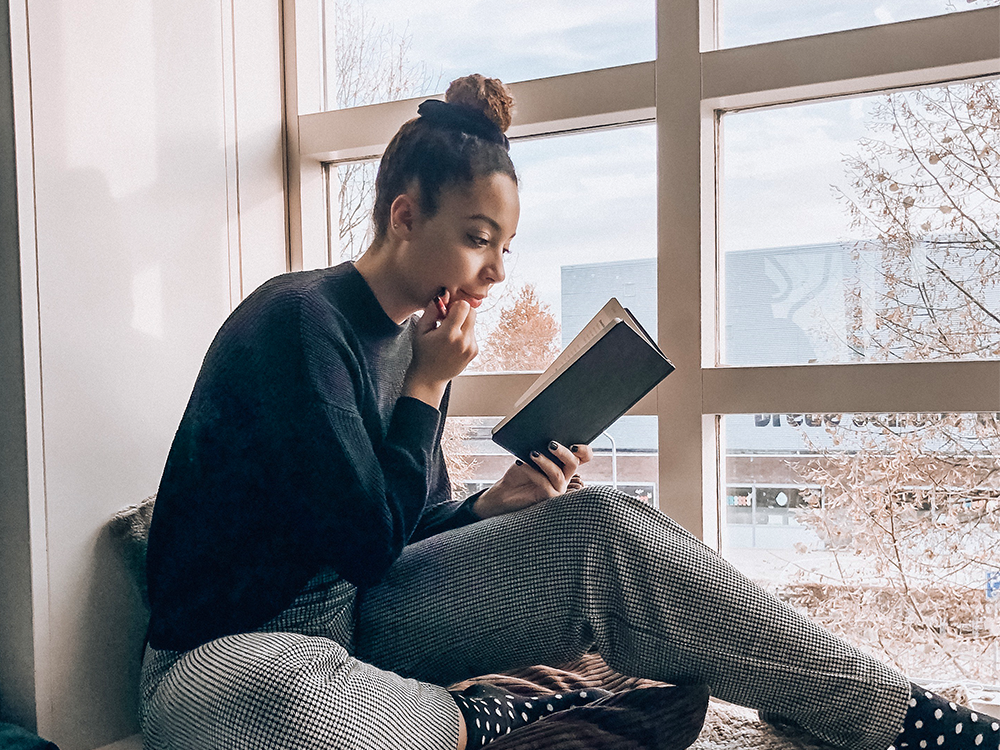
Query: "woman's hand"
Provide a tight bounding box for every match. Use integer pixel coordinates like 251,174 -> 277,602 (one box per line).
472,441 -> 594,519
403,292 -> 478,408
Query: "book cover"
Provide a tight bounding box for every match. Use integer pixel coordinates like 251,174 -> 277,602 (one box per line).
491,301 -> 674,463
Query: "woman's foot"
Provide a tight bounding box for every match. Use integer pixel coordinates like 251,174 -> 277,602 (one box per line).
451,683 -> 611,747
894,684 -> 1000,750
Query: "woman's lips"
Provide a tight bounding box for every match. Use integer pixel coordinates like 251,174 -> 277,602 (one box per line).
454,291 -> 485,308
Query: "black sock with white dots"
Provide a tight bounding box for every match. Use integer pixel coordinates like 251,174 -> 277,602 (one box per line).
893,684 -> 1000,750
450,683 -> 612,747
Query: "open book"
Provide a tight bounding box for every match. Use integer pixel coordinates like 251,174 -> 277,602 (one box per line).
491,298 -> 675,463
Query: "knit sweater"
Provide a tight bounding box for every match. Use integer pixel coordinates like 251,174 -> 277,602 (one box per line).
145,262 -> 479,652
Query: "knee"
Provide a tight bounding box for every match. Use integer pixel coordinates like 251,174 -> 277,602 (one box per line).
145,632 -> 355,749
228,633 -> 352,722
544,485 -> 654,542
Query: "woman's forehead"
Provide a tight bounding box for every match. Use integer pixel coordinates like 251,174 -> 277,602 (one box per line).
445,174 -> 519,224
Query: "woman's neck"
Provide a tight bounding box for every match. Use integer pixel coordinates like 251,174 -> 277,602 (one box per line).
354,244 -> 418,325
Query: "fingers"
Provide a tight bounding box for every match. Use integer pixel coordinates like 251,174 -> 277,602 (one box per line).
527,449 -> 567,492
545,441 -> 580,476
443,301 -> 478,362
569,443 -> 594,464
415,297 -> 441,334
528,440 -> 589,493
439,298 -> 474,331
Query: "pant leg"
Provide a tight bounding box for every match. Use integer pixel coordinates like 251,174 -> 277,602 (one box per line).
355,486 -> 909,750
139,571 -> 460,750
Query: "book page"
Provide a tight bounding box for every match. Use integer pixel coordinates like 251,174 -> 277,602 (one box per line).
511,297 -> 631,411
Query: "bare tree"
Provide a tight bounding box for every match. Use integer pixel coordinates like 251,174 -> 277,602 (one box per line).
330,0 -> 437,260
836,80 -> 1000,362
781,73 -> 1000,683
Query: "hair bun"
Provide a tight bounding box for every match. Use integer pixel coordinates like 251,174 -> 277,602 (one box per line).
445,75 -> 514,133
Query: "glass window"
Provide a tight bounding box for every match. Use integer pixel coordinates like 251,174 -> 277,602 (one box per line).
444,415 -> 659,505
719,79 -> 1000,366
719,0 -> 998,49
329,124 -> 658,373
720,412 -> 1000,684
317,0 -> 655,112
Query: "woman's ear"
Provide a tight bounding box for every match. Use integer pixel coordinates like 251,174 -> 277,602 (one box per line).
388,191 -> 419,238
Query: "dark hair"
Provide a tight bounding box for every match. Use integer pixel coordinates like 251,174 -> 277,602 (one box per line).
371,75 -> 517,243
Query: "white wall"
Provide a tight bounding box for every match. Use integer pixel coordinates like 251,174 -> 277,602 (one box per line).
2,0 -> 287,746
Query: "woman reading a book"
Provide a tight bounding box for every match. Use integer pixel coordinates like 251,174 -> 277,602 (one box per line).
141,74 -> 997,750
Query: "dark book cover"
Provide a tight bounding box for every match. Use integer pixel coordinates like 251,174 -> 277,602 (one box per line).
491,320 -> 675,463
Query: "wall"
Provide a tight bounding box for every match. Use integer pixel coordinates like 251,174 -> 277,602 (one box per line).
0,0 -> 36,731
2,0 -> 288,746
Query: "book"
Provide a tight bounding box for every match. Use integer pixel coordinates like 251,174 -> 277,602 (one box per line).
491,298 -> 675,463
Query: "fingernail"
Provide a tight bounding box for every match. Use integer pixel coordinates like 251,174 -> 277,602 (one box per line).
570,445 -> 579,453
515,459 -> 523,466
530,450 -> 540,458
548,441 -> 558,451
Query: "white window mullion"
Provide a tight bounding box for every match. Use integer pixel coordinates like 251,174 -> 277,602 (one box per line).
297,63 -> 655,163
702,6 -> 1000,111
656,0 -> 711,539
703,361 -> 1000,416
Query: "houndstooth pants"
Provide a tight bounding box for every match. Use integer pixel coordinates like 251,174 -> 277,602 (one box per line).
140,487 -> 909,750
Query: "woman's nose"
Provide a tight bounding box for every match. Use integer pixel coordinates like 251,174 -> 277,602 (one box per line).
486,251 -> 505,284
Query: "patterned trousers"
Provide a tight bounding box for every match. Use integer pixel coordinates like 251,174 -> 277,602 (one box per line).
140,487 -> 909,750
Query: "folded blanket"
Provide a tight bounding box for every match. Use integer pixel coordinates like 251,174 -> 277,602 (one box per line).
451,653 -> 846,750
483,685 -> 711,750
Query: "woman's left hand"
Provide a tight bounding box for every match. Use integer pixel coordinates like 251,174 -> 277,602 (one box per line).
472,441 -> 593,519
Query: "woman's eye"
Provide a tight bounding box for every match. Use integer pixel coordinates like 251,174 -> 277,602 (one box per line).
469,234 -> 490,247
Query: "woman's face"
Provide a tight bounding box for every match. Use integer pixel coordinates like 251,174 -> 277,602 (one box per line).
400,172 -> 519,312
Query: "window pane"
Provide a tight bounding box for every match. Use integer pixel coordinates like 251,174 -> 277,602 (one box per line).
329,125 -> 658,373
445,415 -> 658,505
719,0 -> 997,49
319,0 -> 654,112
719,79 -> 1000,366
720,412 -> 1000,685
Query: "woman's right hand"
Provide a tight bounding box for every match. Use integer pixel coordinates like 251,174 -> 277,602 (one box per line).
403,293 -> 478,408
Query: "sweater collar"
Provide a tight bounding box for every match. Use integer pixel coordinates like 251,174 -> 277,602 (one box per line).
336,262 -> 410,338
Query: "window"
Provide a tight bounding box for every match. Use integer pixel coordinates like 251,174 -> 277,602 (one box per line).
720,80 -> 1000,367
719,0 -> 998,49
721,412 -> 1000,683
310,0 -> 655,112
284,0 -> 1000,689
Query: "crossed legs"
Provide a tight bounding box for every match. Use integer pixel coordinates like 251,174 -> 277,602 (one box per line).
140,487 -> 909,750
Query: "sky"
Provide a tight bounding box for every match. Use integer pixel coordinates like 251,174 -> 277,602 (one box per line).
328,0 -> 991,342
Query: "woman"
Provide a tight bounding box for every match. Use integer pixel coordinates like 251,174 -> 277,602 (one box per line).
141,74 -> 998,750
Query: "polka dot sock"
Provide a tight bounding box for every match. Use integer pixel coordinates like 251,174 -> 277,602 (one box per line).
450,683 -> 612,747
893,684 -> 1000,750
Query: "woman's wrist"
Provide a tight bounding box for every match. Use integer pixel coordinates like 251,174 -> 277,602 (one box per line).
401,376 -> 447,409
471,485 -> 500,519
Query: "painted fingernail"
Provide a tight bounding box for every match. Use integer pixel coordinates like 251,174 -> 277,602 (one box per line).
570,445 -> 579,453
530,450 -> 540,458
549,441 -> 558,451
515,459 -> 523,466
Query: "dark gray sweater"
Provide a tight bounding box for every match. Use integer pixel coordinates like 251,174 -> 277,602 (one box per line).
145,262 -> 478,652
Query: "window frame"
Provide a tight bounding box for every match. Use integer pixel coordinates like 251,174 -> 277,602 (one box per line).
281,0 -> 1000,545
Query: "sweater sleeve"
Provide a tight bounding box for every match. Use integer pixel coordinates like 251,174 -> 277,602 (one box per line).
411,491 -> 483,541
309,393 -> 442,587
